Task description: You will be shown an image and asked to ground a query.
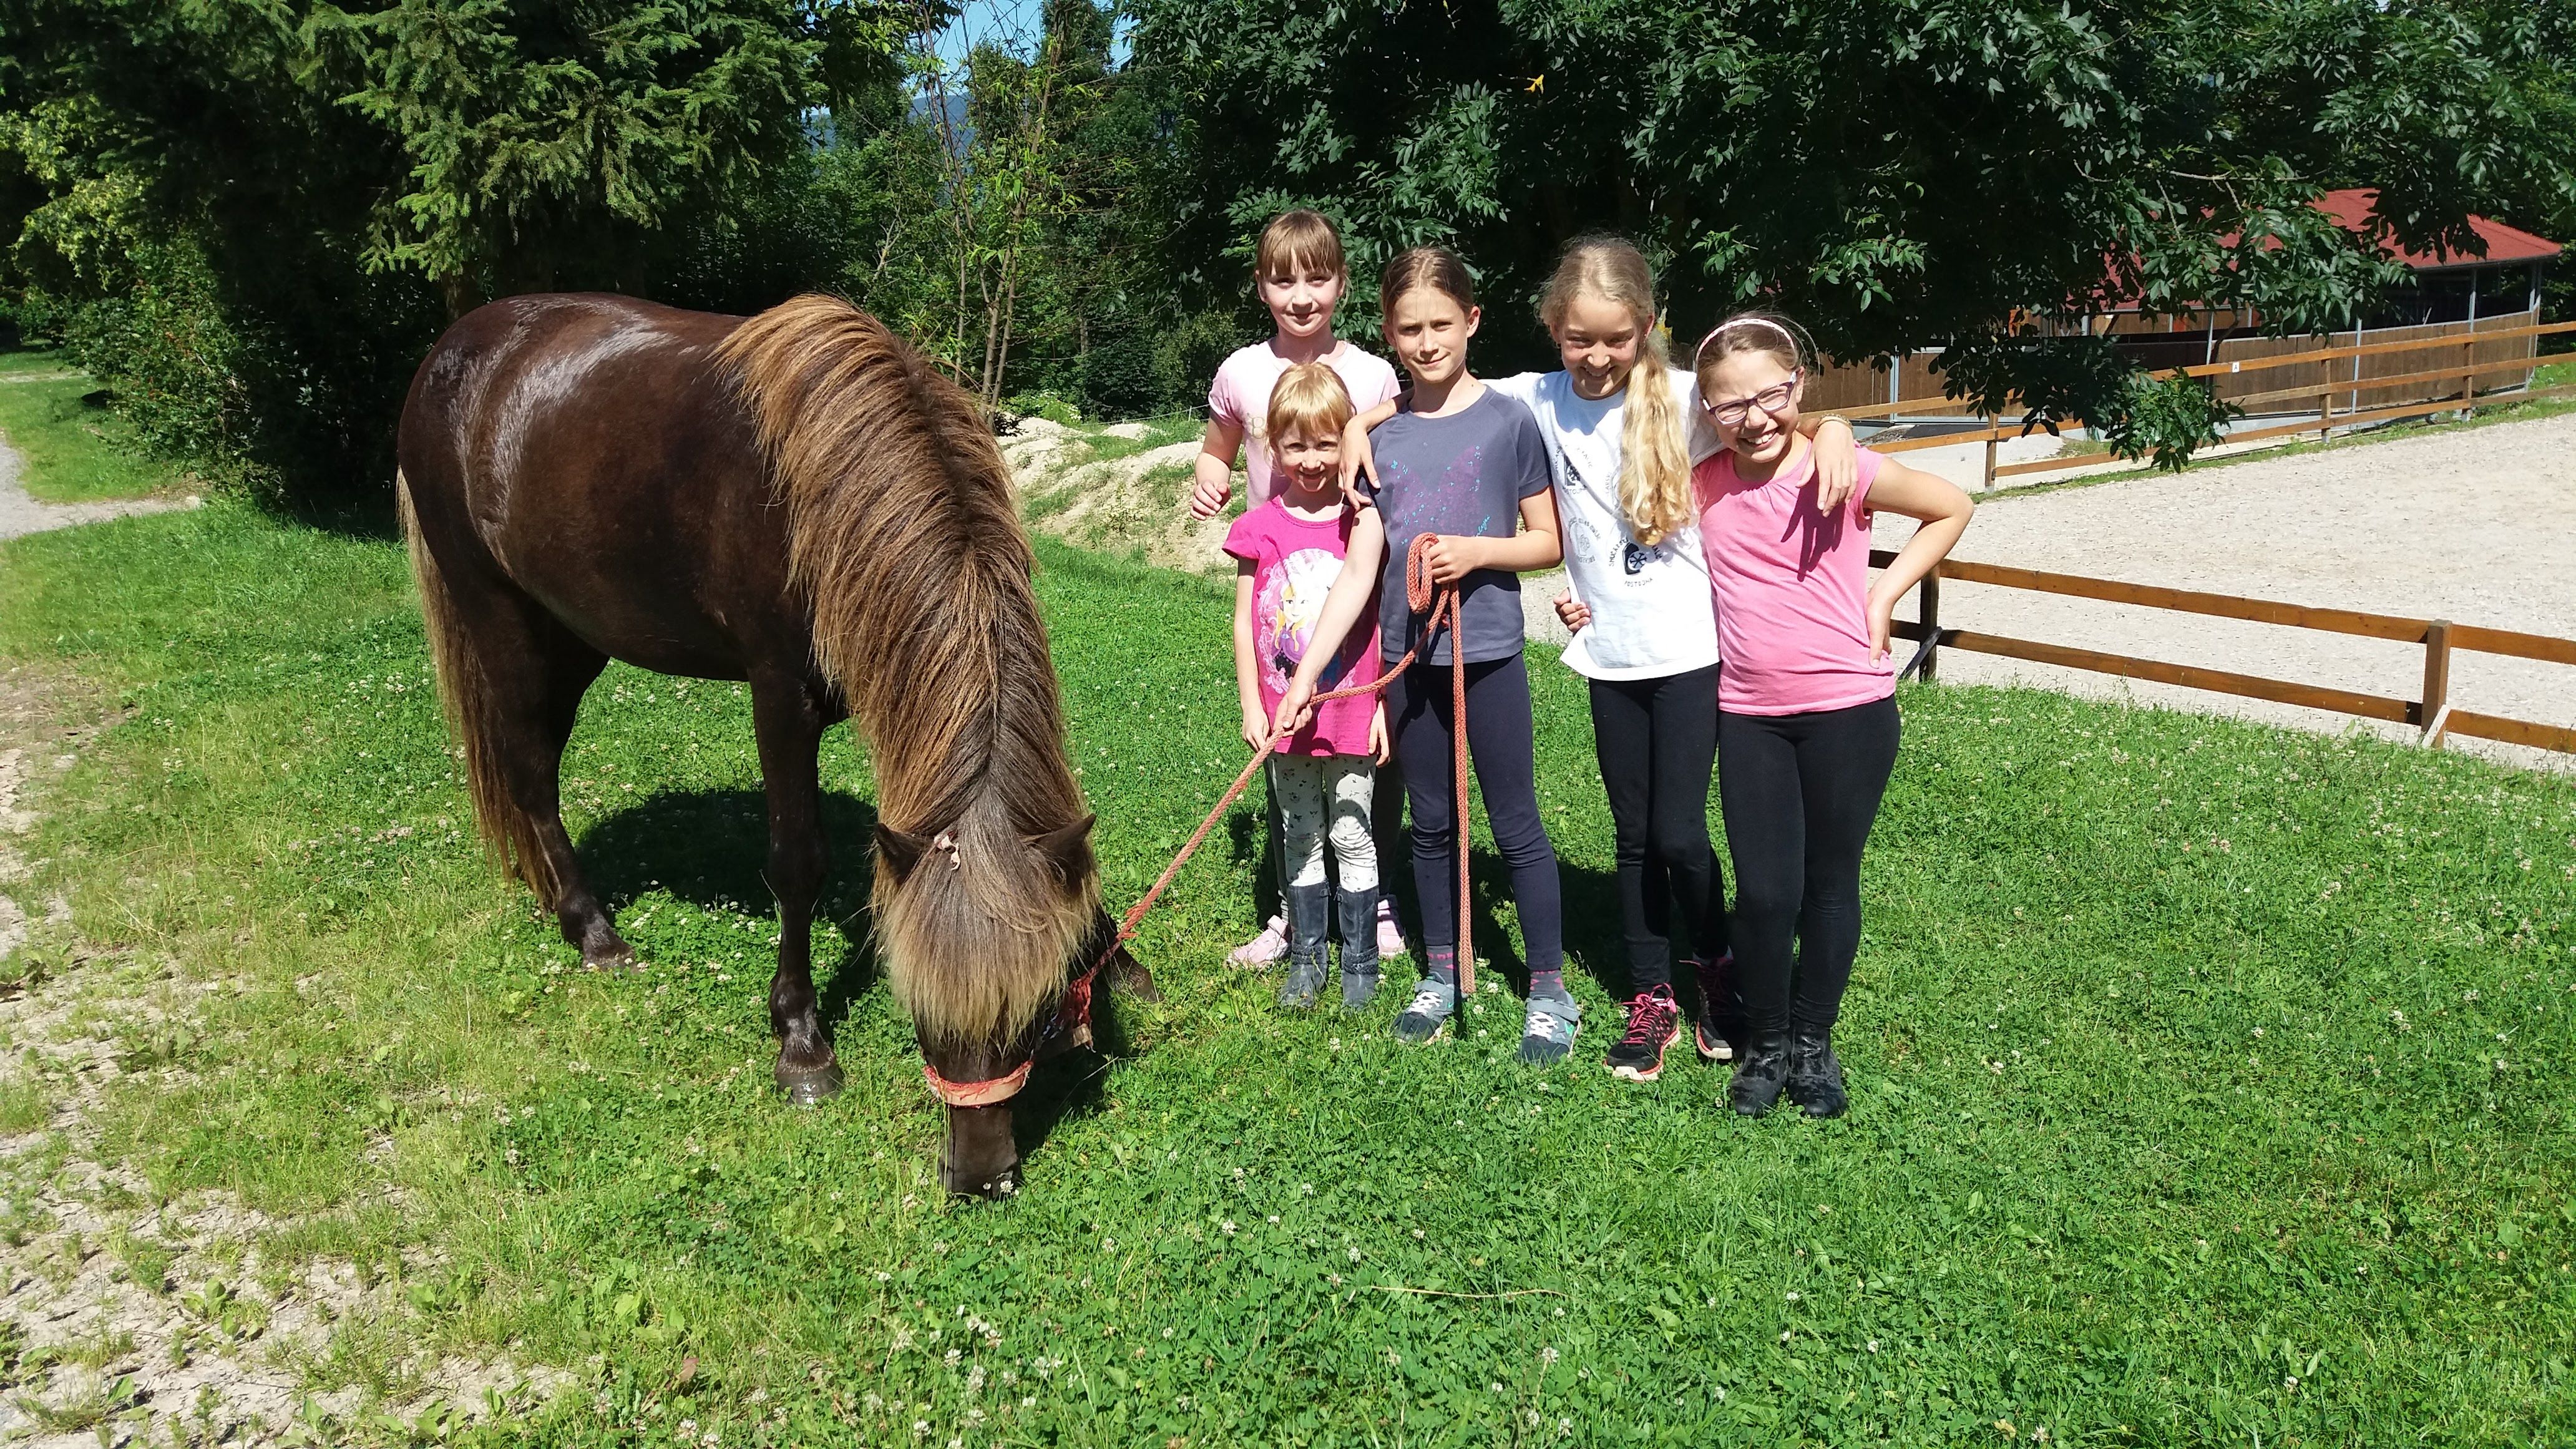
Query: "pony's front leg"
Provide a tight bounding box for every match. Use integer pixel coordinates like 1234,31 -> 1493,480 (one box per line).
753,673 -> 843,1105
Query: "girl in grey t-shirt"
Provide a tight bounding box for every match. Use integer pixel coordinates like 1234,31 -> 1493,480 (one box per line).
1274,245 -> 1579,1065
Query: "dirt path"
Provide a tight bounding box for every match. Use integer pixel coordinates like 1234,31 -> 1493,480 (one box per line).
0,430 -> 193,542
0,665 -> 570,1446
1874,411 -> 2576,768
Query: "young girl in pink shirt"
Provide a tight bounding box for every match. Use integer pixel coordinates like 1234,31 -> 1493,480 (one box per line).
1223,365 -> 1392,1009
1691,313 -> 1973,1119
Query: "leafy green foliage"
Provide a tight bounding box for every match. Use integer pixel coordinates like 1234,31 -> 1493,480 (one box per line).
0,0 -> 907,501
308,0 -> 902,302
1131,0 -> 2576,440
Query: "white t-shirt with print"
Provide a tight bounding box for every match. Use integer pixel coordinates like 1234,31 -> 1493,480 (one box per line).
1486,368 -> 1722,681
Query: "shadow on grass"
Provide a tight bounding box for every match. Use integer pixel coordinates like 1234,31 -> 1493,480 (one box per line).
577,784 -> 1129,1168
577,786 -> 886,1031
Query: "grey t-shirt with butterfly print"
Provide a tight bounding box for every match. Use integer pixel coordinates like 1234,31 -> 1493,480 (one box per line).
1359,387 -> 1554,668
1485,368 -> 1722,681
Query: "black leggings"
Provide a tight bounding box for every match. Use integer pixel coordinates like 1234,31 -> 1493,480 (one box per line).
1715,696 -> 1899,1034
1589,664 -> 1726,992
1388,651 -> 1563,974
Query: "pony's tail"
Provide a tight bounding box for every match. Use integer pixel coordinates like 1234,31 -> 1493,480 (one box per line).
398,469 -> 561,904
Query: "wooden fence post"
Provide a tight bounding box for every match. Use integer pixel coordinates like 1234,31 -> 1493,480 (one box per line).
2461,338 -> 2477,418
1982,414 -> 1998,491
2421,619 -> 2452,748
1918,570 -> 1941,683
2318,386 -> 2334,441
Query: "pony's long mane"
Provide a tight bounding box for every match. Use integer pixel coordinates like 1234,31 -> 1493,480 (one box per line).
718,295 -> 1096,1044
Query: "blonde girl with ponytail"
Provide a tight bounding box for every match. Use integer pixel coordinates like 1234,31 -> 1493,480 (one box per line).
1339,237 -> 1857,1083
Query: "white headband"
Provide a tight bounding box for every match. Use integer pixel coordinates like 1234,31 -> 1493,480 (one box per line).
1694,315 -> 1803,364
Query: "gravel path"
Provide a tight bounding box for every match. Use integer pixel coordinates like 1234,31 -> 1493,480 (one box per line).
0,427 -> 192,541
1870,411 -> 2576,769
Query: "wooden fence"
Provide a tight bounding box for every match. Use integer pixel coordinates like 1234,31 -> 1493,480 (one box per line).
1877,552 -> 2576,756
1838,318 -> 2576,488
1808,308 -> 2549,421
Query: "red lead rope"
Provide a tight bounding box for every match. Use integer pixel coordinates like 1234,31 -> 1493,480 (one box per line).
1087,532 -> 1472,995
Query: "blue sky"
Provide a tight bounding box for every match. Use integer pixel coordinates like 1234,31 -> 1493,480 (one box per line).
929,0 -> 1127,67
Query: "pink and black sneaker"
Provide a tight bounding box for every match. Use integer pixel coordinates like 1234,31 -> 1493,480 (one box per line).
1605,984 -> 1683,1083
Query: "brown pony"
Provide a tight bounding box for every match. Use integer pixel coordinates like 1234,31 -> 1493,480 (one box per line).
396,292 -> 1144,1197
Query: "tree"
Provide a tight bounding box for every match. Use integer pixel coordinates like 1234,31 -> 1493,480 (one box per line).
310,0 -> 907,315
0,0 -> 911,495
1128,0 -> 2576,452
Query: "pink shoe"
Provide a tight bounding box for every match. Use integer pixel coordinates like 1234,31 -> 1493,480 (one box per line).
1229,915 -> 1289,968
1375,897 -> 1409,959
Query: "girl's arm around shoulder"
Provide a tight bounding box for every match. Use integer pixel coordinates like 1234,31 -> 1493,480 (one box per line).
1337,397 -> 1404,504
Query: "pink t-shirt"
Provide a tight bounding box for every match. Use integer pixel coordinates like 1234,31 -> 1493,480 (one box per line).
1207,341 -> 1403,508
1695,445 -> 1896,716
1222,501 -> 1379,756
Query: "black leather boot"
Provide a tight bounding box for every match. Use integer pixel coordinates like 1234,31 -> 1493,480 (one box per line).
1335,883 -> 1382,1008
1278,882 -> 1332,1010
1729,1030 -> 1791,1117
1785,1026 -> 1848,1118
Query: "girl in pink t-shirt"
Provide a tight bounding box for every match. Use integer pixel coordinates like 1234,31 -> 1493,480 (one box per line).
1690,312 -> 1973,1121
1224,364 -> 1392,1010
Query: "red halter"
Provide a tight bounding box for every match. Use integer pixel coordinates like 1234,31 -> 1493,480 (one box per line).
922,1058 -> 1032,1107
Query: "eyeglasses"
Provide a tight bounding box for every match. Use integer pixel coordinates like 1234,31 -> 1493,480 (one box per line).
1701,369 -> 1803,427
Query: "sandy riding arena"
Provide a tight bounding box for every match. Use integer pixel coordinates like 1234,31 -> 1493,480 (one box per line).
1868,412 -> 2576,770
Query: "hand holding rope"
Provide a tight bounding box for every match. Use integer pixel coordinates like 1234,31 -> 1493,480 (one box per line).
1086,531 -> 1473,988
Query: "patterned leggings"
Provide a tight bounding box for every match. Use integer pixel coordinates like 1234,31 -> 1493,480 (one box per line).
1268,753 -> 1378,891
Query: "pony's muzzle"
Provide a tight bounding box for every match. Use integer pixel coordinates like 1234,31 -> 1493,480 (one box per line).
940,1103 -> 1022,1199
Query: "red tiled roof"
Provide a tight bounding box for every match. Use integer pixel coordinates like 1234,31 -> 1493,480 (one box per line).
2314,188 -> 2560,268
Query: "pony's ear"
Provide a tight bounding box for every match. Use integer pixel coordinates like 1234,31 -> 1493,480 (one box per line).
1027,814 -> 1096,887
876,824 -> 931,885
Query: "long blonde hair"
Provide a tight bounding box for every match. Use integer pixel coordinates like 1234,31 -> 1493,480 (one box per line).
1538,237 -> 1691,545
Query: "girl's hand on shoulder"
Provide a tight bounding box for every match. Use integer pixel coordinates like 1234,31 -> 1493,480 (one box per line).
1553,592 -> 1591,632
1812,417 -> 1859,514
1339,420 -> 1380,510
1420,534 -> 1485,585
1369,703 -> 1391,766
1242,703 -> 1274,754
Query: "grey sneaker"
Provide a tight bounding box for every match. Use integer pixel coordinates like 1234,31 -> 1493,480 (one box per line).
1392,978 -> 1457,1044
1517,992 -> 1582,1065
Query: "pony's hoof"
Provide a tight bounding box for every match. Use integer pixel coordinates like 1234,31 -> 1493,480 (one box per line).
582,944 -> 640,973
774,1056 -> 844,1105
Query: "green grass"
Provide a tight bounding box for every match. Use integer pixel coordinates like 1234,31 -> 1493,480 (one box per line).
1,499 -> 2573,1445
0,348 -> 185,504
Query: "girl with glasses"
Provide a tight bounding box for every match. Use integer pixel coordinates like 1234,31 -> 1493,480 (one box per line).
1692,311 -> 1973,1118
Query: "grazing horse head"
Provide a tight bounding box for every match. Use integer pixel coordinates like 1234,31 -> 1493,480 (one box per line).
722,296 -> 1103,1197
